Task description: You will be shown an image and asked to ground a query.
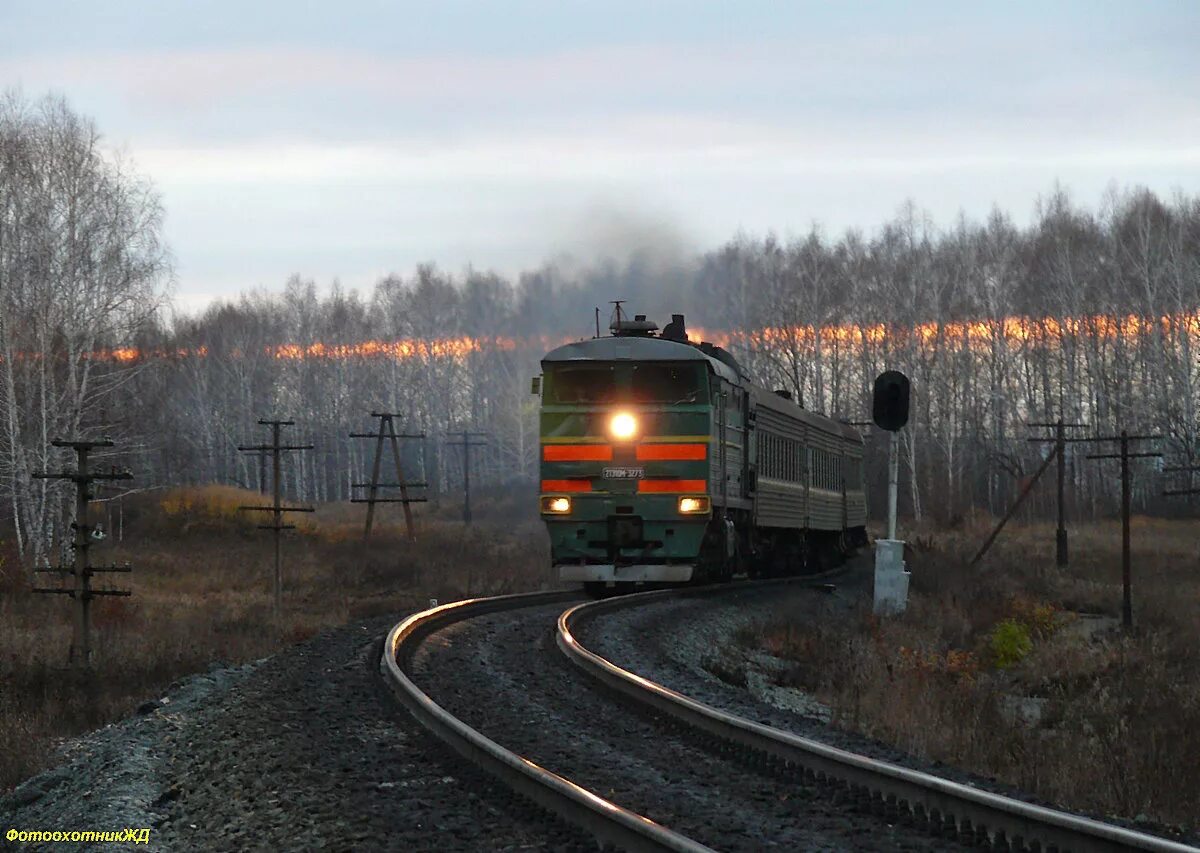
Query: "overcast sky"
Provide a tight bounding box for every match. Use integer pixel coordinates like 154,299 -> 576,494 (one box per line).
3,1 -> 1199,312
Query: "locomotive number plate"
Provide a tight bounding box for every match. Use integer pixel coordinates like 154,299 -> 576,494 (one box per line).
603,467 -> 645,479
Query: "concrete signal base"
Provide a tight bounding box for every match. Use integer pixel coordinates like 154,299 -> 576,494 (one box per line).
873,539 -> 910,615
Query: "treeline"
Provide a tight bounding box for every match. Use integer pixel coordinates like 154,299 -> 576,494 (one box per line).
699,193 -> 1200,523
117,187 -> 1200,530
4,91 -> 1200,564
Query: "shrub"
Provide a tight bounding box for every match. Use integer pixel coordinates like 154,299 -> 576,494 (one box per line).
989,619 -> 1033,669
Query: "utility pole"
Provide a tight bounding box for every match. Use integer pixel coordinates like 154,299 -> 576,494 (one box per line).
443,430 -> 488,524
238,420 -> 314,614
1027,420 -> 1088,567
349,413 -> 427,540
31,439 -> 133,667
1084,431 -> 1162,630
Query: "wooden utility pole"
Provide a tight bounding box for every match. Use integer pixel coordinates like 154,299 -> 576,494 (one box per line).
1027,420 -> 1088,567
31,439 -> 133,667
238,420 -> 314,614
349,413 -> 427,540
443,430 -> 488,524
1085,431 -> 1162,630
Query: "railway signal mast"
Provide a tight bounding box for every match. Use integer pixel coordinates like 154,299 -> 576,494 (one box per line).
871,371 -> 910,615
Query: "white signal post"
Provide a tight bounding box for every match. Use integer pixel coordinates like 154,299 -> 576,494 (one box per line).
887,430 -> 899,541
872,370 -> 910,616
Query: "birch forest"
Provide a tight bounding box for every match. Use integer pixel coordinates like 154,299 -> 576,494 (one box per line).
4,93 -> 1200,562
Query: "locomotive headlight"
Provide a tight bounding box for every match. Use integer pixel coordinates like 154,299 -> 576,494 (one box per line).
678,496 -> 710,514
541,496 -> 572,514
609,411 -> 638,440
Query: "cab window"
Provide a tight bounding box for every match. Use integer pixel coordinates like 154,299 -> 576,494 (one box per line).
548,365 -> 617,404
631,363 -> 707,404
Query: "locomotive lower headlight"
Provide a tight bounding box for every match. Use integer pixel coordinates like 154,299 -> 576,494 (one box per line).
541,496 -> 572,514
609,411 -> 638,440
678,496 -> 710,514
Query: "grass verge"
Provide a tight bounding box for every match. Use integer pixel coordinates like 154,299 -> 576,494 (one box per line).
741,518 -> 1200,831
0,485 -> 551,791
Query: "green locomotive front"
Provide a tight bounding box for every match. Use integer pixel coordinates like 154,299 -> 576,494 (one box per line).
536,314 -> 745,591
536,312 -> 868,593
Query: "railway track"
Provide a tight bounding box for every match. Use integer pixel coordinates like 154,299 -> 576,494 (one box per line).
382,581 -> 1197,852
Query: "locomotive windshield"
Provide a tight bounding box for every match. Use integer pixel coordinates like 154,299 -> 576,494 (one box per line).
549,365 -> 617,403
631,363 -> 705,403
547,362 -> 707,404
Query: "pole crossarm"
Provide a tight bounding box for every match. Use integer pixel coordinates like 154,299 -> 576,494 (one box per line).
32,470 -> 132,482
30,588 -> 131,598
1068,433 -> 1163,443
236,445 -> 314,452
238,505 -> 315,512
349,432 -> 426,439
50,439 -> 115,449
349,497 -> 429,504
1086,452 -> 1163,460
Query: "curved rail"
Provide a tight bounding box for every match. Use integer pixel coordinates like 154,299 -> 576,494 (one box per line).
380,590 -> 715,853
558,587 -> 1198,853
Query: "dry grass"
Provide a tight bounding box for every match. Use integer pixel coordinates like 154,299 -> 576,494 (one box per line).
0,485 -> 551,791
745,518 -> 1200,832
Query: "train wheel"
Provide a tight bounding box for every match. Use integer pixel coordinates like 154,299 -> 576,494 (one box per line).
583,582 -> 608,599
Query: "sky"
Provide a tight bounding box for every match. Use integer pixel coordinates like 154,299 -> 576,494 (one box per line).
3,1 -> 1199,314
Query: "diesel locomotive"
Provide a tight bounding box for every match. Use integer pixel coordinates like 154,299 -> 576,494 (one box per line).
535,311 -> 868,595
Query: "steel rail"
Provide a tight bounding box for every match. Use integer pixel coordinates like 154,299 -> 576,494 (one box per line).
558,586 -> 1198,853
380,590 -> 715,853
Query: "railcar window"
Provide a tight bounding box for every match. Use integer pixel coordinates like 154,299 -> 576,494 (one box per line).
631,364 -> 706,403
549,365 -> 616,403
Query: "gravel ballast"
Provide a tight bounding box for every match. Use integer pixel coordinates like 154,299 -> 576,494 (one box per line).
411,589 -> 970,852
0,616 -> 586,851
